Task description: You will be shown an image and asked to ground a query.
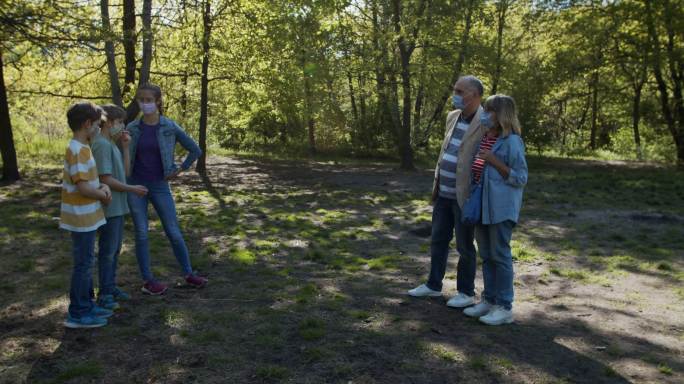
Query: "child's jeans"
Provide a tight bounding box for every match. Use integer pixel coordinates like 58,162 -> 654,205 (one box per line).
127,179 -> 193,281
97,215 -> 124,297
69,230 -> 97,318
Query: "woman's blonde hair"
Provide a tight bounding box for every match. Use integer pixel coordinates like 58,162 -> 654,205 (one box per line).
483,95 -> 521,137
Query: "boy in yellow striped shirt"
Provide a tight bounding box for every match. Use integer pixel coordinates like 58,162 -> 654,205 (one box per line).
60,102 -> 115,329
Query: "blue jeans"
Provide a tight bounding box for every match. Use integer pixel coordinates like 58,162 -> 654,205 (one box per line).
127,179 -> 193,281
69,231 -> 97,318
97,215 -> 124,296
426,196 -> 477,295
475,221 -> 515,310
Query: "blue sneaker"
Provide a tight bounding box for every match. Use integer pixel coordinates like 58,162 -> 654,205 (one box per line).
90,305 -> 114,319
64,314 -> 107,329
113,287 -> 131,300
97,295 -> 120,310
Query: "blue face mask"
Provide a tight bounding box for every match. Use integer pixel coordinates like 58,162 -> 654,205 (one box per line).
452,95 -> 465,110
480,111 -> 494,128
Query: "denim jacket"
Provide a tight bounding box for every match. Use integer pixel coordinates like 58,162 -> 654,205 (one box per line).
126,116 -> 202,179
481,133 -> 528,225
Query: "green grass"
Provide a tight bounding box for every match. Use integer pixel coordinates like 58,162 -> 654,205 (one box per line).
468,356 -> 488,371
2,149 -> 683,384
511,240 -> 555,263
299,317 -> 326,341
50,362 -> 103,383
431,345 -> 462,363
255,365 -> 289,380
230,248 -> 256,264
366,254 -> 404,270
186,329 -> 225,345
14,258 -> 36,273
348,310 -> 371,320
658,364 -> 673,375
295,283 -> 319,303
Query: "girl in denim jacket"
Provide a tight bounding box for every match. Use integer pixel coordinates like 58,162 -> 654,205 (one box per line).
126,83 -> 208,295
463,95 -> 528,325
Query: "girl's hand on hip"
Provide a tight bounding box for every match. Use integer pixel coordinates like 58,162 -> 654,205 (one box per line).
165,168 -> 183,180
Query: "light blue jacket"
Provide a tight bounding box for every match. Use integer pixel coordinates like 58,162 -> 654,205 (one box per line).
127,116 -> 202,178
481,134 -> 528,225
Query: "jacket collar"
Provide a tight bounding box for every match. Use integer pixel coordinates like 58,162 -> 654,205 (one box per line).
491,133 -> 517,152
131,115 -> 172,130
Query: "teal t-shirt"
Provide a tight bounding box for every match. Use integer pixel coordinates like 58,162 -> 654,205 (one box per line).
91,134 -> 130,218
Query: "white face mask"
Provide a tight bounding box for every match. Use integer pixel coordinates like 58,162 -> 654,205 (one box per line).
110,122 -> 125,138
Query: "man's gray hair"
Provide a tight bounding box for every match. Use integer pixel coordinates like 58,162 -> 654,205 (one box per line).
458,75 -> 484,97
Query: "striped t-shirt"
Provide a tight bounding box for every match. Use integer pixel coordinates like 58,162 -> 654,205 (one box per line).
438,115 -> 472,199
471,134 -> 499,184
59,139 -> 106,232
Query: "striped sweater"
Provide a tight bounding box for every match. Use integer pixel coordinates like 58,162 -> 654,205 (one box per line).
59,139 -> 106,232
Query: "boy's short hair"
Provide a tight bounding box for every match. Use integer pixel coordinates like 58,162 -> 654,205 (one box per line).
100,104 -> 127,122
67,102 -> 103,132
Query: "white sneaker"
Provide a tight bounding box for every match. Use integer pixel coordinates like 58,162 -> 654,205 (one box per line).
463,301 -> 492,317
446,292 -> 475,308
407,284 -> 442,297
479,305 -> 514,325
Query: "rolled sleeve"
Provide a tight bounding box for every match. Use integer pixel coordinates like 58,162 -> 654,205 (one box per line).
504,136 -> 528,188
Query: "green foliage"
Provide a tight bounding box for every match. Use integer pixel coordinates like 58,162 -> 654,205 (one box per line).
2,0 -> 683,168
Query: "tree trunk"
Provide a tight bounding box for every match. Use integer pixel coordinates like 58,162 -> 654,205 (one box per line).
358,73 -> 367,128
347,71 -> 359,124
0,50 -> 20,182
490,0 -> 510,95
101,0 -> 123,106
124,0 -> 153,124
632,77 -> 645,160
304,74 -> 316,155
196,0 -> 211,175
139,0 -> 153,86
424,0 -> 476,136
391,0 -> 419,170
413,84 -> 424,146
122,0 -> 136,94
644,0 -> 684,163
662,0 -> 684,164
589,70 -> 599,150
181,71 -> 188,121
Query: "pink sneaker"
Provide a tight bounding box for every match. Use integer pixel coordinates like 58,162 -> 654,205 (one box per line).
185,274 -> 208,288
141,280 -> 168,295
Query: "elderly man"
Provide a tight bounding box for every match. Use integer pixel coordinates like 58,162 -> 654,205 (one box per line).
408,75 -> 486,308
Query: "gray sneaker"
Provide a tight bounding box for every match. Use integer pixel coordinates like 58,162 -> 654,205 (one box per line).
463,301 -> 492,317
446,292 -> 475,308
408,284 -> 442,297
479,305 -> 514,325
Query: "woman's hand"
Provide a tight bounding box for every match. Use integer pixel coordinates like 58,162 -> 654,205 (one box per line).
165,168 -> 183,180
479,149 -> 510,179
478,149 -> 495,162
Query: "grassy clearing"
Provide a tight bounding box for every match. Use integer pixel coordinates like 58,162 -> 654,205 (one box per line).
0,154 -> 682,383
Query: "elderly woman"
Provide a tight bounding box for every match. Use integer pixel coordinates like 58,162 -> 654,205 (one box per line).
463,95 -> 528,325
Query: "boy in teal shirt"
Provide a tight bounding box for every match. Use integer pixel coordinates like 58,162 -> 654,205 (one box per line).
91,104 -> 148,309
